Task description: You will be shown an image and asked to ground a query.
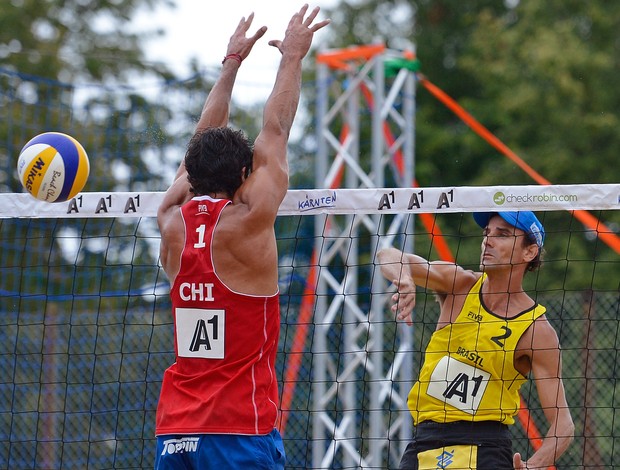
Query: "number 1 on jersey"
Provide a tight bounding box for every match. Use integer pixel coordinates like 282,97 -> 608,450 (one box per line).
194,224 -> 206,248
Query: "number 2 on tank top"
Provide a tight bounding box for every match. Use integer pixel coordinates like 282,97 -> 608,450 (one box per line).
490,325 -> 512,348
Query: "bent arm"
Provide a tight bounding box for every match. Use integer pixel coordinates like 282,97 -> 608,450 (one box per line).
376,248 -> 420,324
377,247 -> 464,292
376,247 -> 473,324
520,320 -> 574,468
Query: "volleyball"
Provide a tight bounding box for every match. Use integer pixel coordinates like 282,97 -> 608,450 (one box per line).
17,132 -> 90,203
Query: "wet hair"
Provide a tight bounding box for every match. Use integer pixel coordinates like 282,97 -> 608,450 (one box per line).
184,127 -> 253,198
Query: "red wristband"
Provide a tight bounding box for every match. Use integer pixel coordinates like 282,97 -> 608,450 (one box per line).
222,53 -> 243,65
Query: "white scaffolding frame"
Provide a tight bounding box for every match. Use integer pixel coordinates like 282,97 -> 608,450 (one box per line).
312,44 -> 417,469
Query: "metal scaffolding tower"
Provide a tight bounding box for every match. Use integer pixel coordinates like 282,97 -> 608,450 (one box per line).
311,44 -> 419,469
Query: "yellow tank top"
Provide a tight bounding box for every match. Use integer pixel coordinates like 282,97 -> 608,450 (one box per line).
409,274 -> 546,425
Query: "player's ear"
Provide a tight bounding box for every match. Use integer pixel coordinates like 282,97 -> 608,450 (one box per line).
241,166 -> 250,181
523,242 -> 539,263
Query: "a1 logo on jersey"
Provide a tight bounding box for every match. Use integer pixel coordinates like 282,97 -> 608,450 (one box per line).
426,355 -> 490,414
175,308 -> 225,359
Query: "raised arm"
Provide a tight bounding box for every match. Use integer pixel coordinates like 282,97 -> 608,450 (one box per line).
237,5 -> 329,219
158,14 -> 266,212
176,13 -> 267,181
157,14 -> 266,277
194,13 -> 267,135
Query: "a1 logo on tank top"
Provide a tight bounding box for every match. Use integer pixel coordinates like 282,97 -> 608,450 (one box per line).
175,307 -> 225,359
426,355 -> 491,414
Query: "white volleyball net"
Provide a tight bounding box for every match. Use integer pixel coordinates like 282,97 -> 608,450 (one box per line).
0,183 -> 618,469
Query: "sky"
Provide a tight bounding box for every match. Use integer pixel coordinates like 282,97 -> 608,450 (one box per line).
135,0 -> 338,105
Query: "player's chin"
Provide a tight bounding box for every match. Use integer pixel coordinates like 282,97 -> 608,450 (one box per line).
480,261 -> 514,274
480,259 -> 501,270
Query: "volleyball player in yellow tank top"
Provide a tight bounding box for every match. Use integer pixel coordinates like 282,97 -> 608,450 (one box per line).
377,211 -> 574,470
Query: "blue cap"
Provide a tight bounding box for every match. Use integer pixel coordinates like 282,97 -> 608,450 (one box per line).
473,211 -> 545,248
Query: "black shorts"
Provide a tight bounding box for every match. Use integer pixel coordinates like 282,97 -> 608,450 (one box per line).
399,420 -> 513,470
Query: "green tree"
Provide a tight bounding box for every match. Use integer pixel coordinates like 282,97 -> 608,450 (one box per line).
1,0 -> 174,192
316,0 -> 619,287
0,0 -> 175,82
321,0 -> 620,185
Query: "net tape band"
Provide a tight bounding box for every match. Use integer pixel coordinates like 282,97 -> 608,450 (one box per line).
0,184 -> 618,218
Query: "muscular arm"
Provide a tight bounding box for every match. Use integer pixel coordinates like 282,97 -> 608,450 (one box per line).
376,247 -> 475,324
162,59 -> 241,213
515,318 -> 574,469
238,6 -> 330,223
194,14 -> 267,135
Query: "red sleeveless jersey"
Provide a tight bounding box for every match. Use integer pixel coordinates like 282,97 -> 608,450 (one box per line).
156,195 -> 281,436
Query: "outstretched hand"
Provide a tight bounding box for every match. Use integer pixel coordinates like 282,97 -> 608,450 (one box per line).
390,278 -> 416,326
268,4 -> 330,57
225,12 -> 268,61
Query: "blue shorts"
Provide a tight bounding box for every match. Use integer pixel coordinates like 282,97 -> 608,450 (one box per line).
155,429 -> 286,470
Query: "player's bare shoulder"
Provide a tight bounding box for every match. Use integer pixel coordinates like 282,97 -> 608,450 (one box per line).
515,314 -> 559,361
216,198 -> 273,250
430,262 -> 479,295
456,268 -> 481,290
529,314 -> 560,349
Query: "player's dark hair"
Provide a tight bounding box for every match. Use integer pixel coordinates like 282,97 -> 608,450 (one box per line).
522,236 -> 544,272
185,127 -> 253,198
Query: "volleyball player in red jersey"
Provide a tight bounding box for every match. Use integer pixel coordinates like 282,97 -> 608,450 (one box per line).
155,6 -> 329,469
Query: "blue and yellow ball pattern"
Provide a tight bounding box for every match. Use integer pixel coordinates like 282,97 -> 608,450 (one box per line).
17,132 -> 90,203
